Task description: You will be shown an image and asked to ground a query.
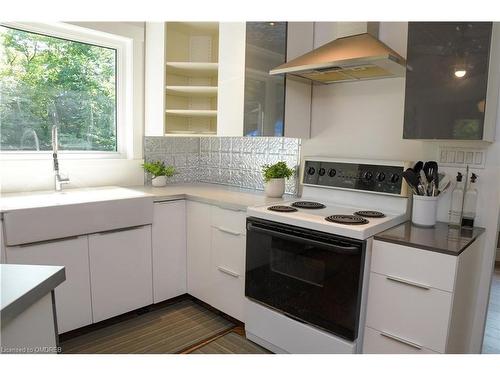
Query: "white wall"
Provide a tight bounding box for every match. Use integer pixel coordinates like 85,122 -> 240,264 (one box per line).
302,22 -> 500,352
0,22 -> 146,193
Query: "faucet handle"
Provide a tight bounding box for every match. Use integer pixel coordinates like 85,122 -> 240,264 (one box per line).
57,173 -> 70,183
54,173 -> 70,191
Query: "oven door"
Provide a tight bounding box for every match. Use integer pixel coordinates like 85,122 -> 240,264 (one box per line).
245,217 -> 366,341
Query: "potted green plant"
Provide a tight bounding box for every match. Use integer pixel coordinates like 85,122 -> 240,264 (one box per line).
261,161 -> 295,198
142,161 -> 176,187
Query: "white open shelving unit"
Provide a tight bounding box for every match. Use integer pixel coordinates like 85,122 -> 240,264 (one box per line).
164,22 -> 219,136
145,22 -> 313,138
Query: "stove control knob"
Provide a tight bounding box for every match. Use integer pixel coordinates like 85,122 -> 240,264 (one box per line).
390,173 -> 400,183
328,168 -> 337,177
377,172 -> 386,182
318,168 -> 326,176
307,166 -> 316,175
363,171 -> 373,181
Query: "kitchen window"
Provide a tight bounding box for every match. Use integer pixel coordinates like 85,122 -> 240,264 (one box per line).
0,22 -> 131,157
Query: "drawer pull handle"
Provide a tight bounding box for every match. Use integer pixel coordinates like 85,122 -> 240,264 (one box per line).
380,331 -> 422,350
386,275 -> 430,290
215,226 -> 242,236
217,266 -> 240,278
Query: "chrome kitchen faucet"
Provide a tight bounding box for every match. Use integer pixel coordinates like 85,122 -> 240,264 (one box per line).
51,125 -> 70,191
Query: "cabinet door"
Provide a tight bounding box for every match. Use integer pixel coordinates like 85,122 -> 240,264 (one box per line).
217,22 -> 246,136
243,22 -> 287,137
186,201 -> 213,304
403,22 -> 493,140
88,226 -> 153,322
5,236 -> 92,334
211,226 -> 246,321
152,200 -> 187,303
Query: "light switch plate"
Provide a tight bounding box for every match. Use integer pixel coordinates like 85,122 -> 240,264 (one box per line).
438,146 -> 486,169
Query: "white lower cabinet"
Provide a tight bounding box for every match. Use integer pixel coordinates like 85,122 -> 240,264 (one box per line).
211,226 -> 246,321
363,239 -> 482,354
5,236 -> 92,334
4,197 -> 249,332
88,225 -> 153,323
186,201 -> 247,321
186,201 -> 213,304
152,200 -> 187,303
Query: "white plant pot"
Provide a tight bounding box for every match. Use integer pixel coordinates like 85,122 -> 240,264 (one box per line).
412,194 -> 438,227
152,176 -> 167,187
265,178 -> 286,198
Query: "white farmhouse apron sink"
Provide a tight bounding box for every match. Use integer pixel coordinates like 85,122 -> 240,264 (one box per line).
1,187 -> 154,246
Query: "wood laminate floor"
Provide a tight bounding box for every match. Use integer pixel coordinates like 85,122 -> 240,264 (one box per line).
483,266 -> 500,354
60,299 -> 269,354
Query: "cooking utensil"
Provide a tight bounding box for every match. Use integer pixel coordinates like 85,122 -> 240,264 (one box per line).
432,162 -> 439,196
440,180 -> 451,195
413,161 -> 424,175
423,161 -> 438,196
430,161 -> 439,196
403,169 -> 421,195
437,173 -> 451,195
420,169 -> 429,195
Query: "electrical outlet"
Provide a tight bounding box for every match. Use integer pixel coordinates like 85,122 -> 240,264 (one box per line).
438,146 -> 486,169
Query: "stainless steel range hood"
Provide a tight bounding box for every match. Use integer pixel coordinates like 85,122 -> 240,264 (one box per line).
270,23 -> 406,84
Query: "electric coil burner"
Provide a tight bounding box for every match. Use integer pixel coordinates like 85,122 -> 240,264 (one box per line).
267,205 -> 298,213
325,215 -> 369,225
291,201 -> 326,209
354,210 -> 385,218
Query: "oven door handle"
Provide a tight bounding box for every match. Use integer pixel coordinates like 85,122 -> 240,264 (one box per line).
247,223 -> 361,255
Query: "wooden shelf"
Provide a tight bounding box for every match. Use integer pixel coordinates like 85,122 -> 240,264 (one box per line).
165,85 -> 218,97
166,62 -> 219,77
165,109 -> 217,118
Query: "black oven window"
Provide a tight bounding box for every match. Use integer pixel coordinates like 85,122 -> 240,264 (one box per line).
270,238 -> 325,287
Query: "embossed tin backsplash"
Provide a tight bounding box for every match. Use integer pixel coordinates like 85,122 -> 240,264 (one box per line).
144,136 -> 301,195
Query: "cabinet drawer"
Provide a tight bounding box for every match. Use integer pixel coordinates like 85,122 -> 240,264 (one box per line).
365,272 -> 452,353
211,227 -> 246,321
372,240 -> 457,292
211,205 -> 246,235
363,326 -> 438,354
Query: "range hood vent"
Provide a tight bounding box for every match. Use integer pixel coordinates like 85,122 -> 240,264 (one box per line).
270,24 -> 406,84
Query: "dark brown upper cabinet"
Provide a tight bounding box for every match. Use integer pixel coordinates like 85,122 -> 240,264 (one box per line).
403,22 -> 498,141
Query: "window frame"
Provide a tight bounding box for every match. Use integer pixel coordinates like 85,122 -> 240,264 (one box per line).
0,22 -> 133,160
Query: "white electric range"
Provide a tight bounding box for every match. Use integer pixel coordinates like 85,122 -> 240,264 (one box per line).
244,157 -> 411,354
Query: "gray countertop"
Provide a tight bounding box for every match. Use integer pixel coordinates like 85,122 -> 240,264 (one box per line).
129,183 -> 291,210
1,264 -> 66,326
0,183 -> 291,214
374,221 -> 485,256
